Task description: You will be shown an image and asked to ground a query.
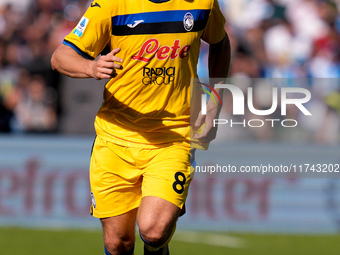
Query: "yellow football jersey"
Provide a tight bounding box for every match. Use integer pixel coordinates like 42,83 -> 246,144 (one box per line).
64,0 -> 225,148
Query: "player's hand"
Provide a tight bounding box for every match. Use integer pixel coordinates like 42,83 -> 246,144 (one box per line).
90,48 -> 123,80
193,92 -> 222,143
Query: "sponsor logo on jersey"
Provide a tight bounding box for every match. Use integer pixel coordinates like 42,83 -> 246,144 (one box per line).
183,12 -> 194,31
132,39 -> 191,62
127,20 -> 145,28
73,16 -> 89,37
142,67 -> 175,85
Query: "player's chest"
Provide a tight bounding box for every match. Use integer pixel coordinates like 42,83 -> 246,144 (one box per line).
109,9 -> 207,61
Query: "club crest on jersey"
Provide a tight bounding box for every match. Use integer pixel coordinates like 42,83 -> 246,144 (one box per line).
183,12 -> 194,31
73,16 -> 89,37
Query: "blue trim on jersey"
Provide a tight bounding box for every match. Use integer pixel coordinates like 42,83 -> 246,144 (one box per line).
112,9 -> 210,27
63,40 -> 94,60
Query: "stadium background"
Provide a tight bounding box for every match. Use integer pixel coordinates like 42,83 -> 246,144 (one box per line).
1,0 -> 340,254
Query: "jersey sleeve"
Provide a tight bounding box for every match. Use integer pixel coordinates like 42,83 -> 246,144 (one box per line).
201,0 -> 226,44
63,0 -> 111,59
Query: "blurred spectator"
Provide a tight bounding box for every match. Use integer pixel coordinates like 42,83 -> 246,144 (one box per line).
0,0 -> 84,133
13,74 -> 57,133
222,0 -> 340,79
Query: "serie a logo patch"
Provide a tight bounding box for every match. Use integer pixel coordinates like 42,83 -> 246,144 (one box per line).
73,16 -> 89,37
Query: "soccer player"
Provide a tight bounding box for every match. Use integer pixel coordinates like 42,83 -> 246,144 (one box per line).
51,0 -> 230,254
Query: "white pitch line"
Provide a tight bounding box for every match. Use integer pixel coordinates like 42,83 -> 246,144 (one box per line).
173,231 -> 246,248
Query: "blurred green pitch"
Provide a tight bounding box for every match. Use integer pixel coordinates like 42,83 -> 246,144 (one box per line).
1,227 -> 340,255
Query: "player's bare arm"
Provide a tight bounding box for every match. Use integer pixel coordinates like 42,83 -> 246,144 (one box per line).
194,33 -> 231,143
51,44 -> 123,80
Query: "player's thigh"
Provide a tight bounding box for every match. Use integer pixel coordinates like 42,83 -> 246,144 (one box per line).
138,144 -> 194,236
141,143 -> 194,210
90,137 -> 142,218
101,208 -> 138,249
137,196 -> 180,238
